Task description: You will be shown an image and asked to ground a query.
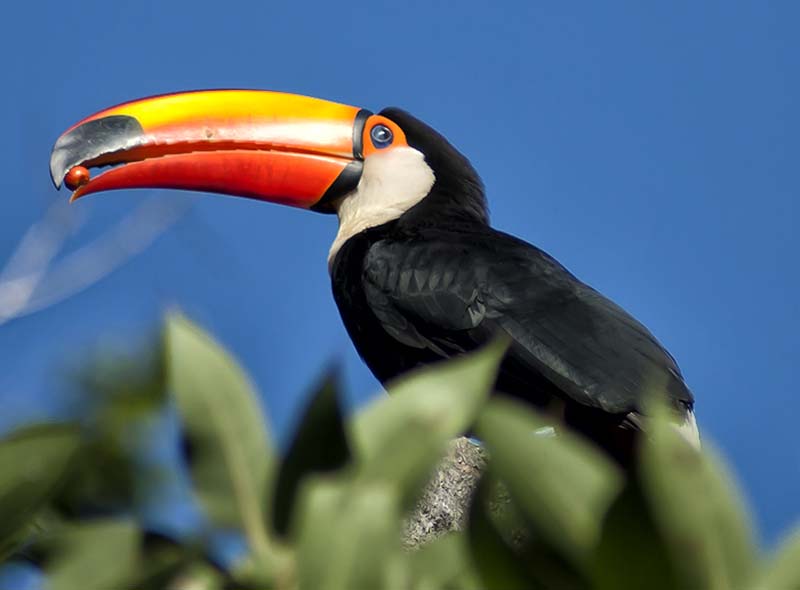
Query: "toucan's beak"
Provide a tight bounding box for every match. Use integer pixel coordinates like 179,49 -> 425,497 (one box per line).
49,90 -> 370,212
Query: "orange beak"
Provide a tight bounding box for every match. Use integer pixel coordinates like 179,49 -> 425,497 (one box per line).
49,90 -> 371,212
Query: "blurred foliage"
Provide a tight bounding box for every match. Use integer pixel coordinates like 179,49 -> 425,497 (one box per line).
0,312 -> 798,589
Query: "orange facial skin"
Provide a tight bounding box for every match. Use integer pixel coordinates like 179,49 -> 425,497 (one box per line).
360,114 -> 409,157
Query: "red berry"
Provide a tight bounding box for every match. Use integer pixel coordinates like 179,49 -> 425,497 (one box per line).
65,166 -> 90,191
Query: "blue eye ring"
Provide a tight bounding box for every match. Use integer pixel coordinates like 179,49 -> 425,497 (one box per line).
370,124 -> 394,149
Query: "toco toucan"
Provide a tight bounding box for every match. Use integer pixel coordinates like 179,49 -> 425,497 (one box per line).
50,90 -> 698,462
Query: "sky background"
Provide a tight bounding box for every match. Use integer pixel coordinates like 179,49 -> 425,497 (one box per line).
1,0 -> 797,548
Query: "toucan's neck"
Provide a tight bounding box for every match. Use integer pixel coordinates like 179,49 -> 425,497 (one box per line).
395,166 -> 488,230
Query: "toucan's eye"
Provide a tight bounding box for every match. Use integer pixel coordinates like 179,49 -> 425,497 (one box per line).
370,124 -> 394,149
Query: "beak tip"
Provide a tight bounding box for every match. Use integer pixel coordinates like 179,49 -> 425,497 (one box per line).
49,114 -> 145,192
49,153 -> 65,189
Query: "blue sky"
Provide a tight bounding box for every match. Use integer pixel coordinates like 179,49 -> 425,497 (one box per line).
2,0 -> 797,545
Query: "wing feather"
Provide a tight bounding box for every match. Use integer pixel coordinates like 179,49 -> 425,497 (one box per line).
363,228 -> 693,414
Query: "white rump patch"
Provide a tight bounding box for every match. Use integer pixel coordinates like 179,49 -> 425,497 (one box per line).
328,147 -> 435,267
673,410 -> 701,449
532,426 -> 557,438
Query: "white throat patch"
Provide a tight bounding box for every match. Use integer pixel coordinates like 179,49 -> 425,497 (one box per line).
328,147 -> 435,267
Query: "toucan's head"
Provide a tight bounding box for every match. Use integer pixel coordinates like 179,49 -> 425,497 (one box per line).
49,90 -> 486,261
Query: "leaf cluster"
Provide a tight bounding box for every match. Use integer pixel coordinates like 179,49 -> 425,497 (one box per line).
0,314 -> 797,589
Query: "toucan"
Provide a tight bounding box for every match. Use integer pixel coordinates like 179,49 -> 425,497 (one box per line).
49,90 -> 698,461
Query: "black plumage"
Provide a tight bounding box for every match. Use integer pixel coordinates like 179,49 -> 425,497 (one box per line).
331,109 -> 693,462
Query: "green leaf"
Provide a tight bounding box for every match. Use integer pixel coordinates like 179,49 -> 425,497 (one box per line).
349,340 -> 506,503
46,519 -> 139,590
639,400 -> 757,590
72,339 -> 167,414
756,528 -> 800,590
273,370 -> 351,537
165,313 -> 275,567
126,534 -> 205,590
407,533 -> 483,590
475,397 -> 622,567
0,424 -> 81,560
468,473 -> 588,590
467,475 -> 534,590
591,478 -> 680,590
294,477 -> 400,590
55,343 -> 168,518
150,562 -> 223,590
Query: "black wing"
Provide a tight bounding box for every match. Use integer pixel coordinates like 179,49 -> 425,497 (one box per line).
362,228 -> 693,415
